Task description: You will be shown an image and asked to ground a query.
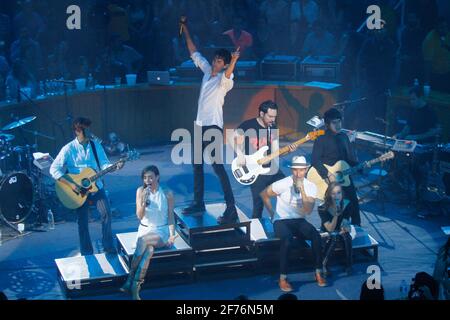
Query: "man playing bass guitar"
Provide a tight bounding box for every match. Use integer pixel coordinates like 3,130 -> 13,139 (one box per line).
233,100 -> 297,219
310,108 -> 361,226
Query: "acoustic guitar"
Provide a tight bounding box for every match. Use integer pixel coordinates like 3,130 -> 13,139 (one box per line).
55,150 -> 139,209
307,151 -> 395,200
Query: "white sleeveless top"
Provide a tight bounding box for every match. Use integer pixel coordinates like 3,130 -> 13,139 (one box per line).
140,186 -> 168,229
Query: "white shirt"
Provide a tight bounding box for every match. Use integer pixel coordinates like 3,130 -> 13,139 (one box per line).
50,138 -> 111,190
141,186 -> 168,228
191,51 -> 234,128
271,176 -> 317,221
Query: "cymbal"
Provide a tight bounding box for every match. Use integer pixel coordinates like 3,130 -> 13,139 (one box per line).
0,133 -> 14,142
2,116 -> 37,130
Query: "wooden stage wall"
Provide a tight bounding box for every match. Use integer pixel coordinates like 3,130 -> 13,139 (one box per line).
0,83 -> 339,156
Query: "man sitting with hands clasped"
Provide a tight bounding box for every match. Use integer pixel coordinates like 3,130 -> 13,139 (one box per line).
261,156 -> 327,292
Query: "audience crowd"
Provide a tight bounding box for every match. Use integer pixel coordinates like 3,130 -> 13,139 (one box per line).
0,0 -> 448,129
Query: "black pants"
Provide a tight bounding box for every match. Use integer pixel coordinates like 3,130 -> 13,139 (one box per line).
274,219 -> 322,274
76,189 -> 114,256
342,182 -> 361,226
322,232 -> 353,270
193,125 -> 235,208
410,153 -> 434,202
250,170 -> 285,218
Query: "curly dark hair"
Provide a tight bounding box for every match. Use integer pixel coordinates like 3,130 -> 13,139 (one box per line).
214,48 -> 232,65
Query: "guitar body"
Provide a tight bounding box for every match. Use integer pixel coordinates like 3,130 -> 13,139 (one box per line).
231,130 -> 325,186
307,161 -> 352,200
55,168 -> 99,209
232,146 -> 271,185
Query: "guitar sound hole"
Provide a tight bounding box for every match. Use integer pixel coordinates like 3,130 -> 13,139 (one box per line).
81,178 -> 91,188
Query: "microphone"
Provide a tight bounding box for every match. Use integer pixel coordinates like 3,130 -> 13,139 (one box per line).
179,16 -> 187,37
144,185 -> 151,206
89,133 -> 102,143
294,179 -> 303,194
332,97 -> 367,107
335,199 -> 341,215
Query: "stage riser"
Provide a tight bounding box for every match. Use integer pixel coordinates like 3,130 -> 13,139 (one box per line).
55,206 -> 379,298
177,227 -> 252,251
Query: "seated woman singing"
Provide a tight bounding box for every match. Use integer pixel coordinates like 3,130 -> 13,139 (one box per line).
120,165 -> 176,300
318,182 -> 353,277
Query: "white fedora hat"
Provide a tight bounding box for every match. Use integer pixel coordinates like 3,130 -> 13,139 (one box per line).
288,156 -> 310,169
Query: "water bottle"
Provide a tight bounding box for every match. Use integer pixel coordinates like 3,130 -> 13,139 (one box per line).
5,84 -> 11,102
47,209 -> 55,230
400,279 -> 409,299
87,73 -> 94,90
413,78 -> 419,87
39,81 -> 45,97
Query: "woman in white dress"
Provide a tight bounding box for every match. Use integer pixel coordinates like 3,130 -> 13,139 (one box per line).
120,165 -> 176,300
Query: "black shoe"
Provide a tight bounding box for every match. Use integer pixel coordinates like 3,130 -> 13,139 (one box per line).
217,206 -> 238,224
182,202 -> 206,214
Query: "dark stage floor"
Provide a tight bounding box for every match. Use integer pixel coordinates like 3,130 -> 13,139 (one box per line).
0,143 -> 448,300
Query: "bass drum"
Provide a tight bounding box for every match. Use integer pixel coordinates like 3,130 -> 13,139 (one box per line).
0,172 -> 34,224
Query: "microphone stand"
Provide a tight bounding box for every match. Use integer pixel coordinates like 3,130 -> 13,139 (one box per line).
18,88 -> 65,153
333,97 -> 367,129
62,82 -> 72,141
15,89 -> 61,232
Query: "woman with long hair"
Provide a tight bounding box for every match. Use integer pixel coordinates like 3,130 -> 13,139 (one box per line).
318,182 -> 353,277
120,165 -> 176,300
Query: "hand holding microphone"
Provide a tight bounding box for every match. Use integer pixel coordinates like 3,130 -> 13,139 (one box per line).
179,16 -> 187,37
335,199 -> 342,216
142,185 -> 151,207
294,178 -> 304,194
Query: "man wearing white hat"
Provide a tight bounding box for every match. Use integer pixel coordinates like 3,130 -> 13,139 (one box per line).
261,156 -> 327,292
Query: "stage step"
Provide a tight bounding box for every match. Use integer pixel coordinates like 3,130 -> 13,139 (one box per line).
174,203 -> 252,250
116,231 -> 194,285
55,253 -> 128,299
174,203 -> 255,275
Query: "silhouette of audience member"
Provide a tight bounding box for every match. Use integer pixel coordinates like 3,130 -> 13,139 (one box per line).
278,293 -> 298,300
360,281 -> 385,300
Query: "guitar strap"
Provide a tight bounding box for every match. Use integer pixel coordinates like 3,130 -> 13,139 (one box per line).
90,140 -> 105,188
89,140 -> 102,171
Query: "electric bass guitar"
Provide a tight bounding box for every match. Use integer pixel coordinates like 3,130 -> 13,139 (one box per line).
55,150 -> 140,209
231,130 -> 325,185
307,151 -> 395,200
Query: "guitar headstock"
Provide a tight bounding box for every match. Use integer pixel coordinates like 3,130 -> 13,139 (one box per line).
379,151 -> 395,162
307,130 -> 325,141
120,149 -> 140,163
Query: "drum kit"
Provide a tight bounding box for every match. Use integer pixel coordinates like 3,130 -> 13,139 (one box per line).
0,115 -> 57,231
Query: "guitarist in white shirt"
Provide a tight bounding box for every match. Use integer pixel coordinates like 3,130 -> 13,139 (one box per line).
50,117 -> 125,255
233,100 -> 297,218
310,108 -> 361,226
